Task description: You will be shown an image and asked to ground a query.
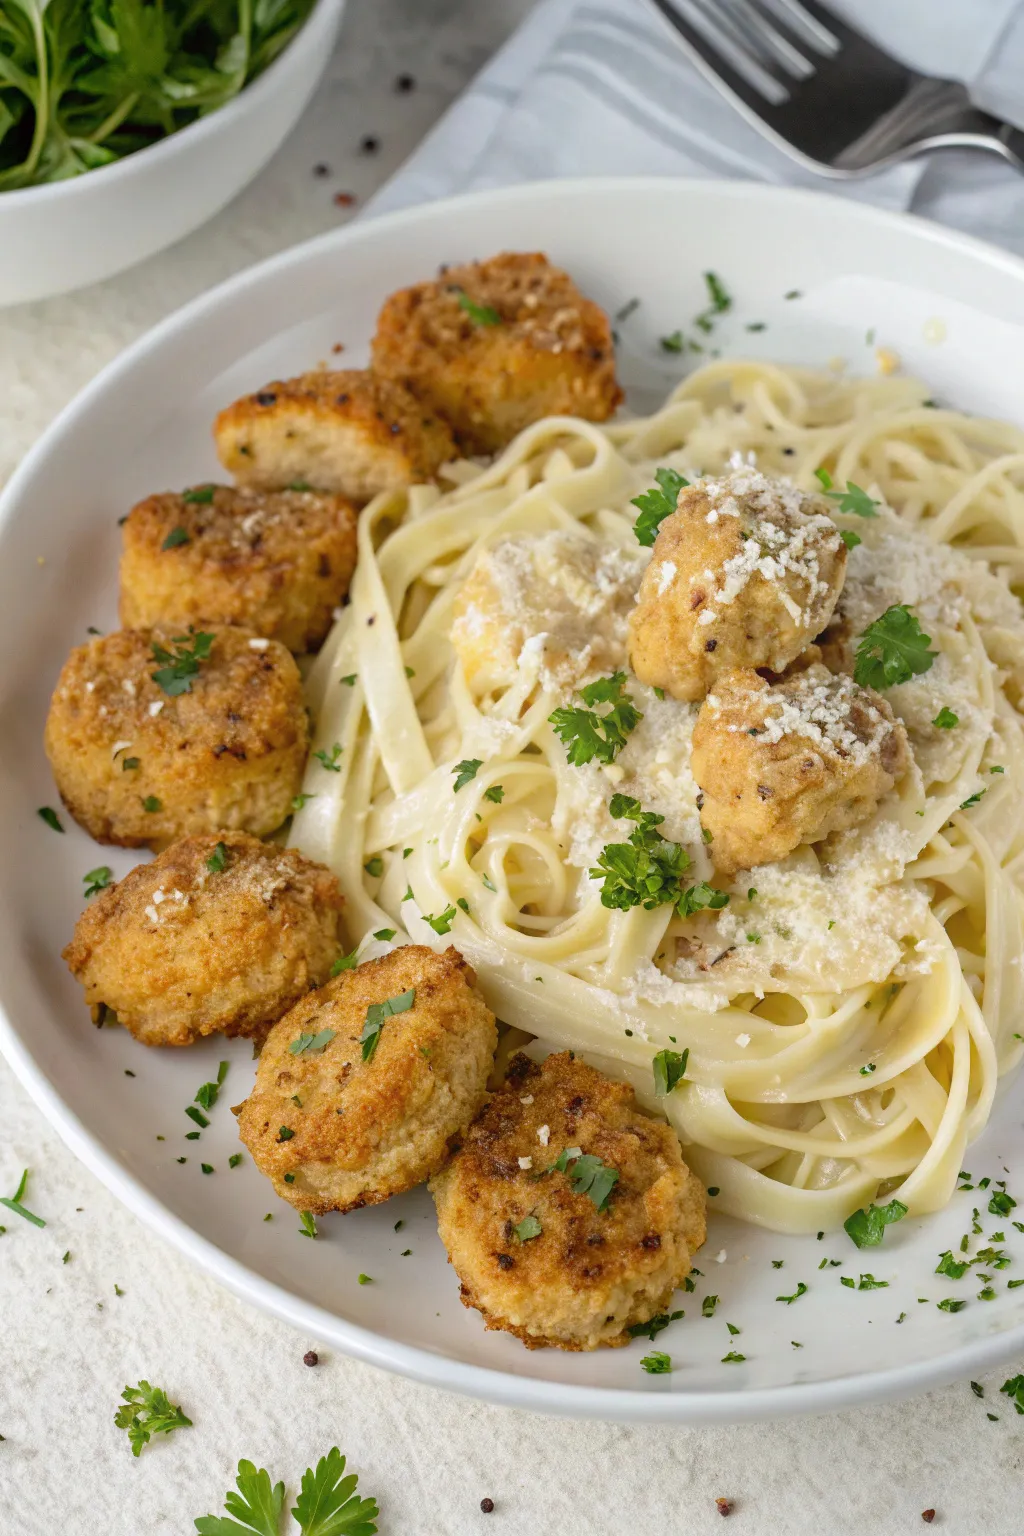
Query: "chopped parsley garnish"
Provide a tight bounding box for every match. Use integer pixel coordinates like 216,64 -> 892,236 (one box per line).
0,1168 -> 46,1228
363,857 -> 383,877
83,865 -> 113,898
628,1309 -> 684,1341
590,794 -> 721,920
313,742 -> 343,772
859,1064 -> 876,1076
121,757 -> 140,771
776,1282 -> 808,1304
652,1047 -> 689,1096
991,765 -> 1005,774
935,1250 -> 971,1279
937,1297 -> 967,1312
853,605 -> 936,691
115,1380 -> 191,1458
852,1273 -> 889,1290
423,905 -> 457,935
37,806 -> 63,833
641,1351 -> 672,1374
361,987 -> 416,1061
184,1107 -> 208,1132
373,929 -> 396,942
677,880 -> 730,916
481,873 -> 497,892
514,1214 -> 542,1242
960,790 -> 986,810
277,1127 -> 295,1142
839,529 -> 861,551
142,796 -> 162,812
289,1028 -> 337,1056
201,1163 -> 214,1175
546,1147 -> 619,1211
721,1351 -> 746,1363
452,758 -> 483,791
205,841 -> 228,874
659,331 -> 684,353
813,469 -> 880,518
549,673 -> 642,766
150,630 -> 214,696
331,946 -> 360,976
702,270 -> 731,317
161,526 -> 190,550
182,485 -> 215,504
229,1154 -> 243,1169
340,674 -> 357,687
933,708 -> 959,729
631,467 -> 689,546
357,1273 -> 373,1284
1001,1375 -> 1024,1415
483,784 -> 505,803
989,1190 -> 1017,1216
701,1294 -> 719,1318
844,1198 -> 908,1248
456,291 -> 501,326
298,1211 -> 317,1238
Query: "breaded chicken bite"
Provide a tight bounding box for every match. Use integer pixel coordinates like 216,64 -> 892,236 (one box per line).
430,1051 -> 706,1351
63,833 -> 345,1046
213,369 -> 456,503
371,251 -> 622,455
690,665 -> 910,874
628,468 -> 847,702
450,531 -> 646,693
235,946 -> 496,1213
119,484 -> 357,654
44,626 -> 308,849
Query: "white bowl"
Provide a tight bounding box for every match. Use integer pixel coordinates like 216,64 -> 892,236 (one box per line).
0,0 -> 345,308
4,178 -> 1024,1423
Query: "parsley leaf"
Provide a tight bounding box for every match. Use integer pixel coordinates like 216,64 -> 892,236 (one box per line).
161,526 -> 191,550
631,467 -> 689,546
38,806 -> 64,832
776,1282 -> 809,1304
483,784 -> 505,803
843,1198 -> 908,1248
853,605 -> 936,690
194,1063 -> 229,1113
115,1380 -> 191,1458
361,988 -> 415,1061
0,1167 -> 46,1228
289,1028 -> 337,1056
452,758 -> 483,791
313,743 -> 342,772
590,793 -> 699,915
641,1351 -> 672,1374
937,1297 -> 967,1312
424,905 -> 457,935
652,1047 -> 689,1096
331,947 -> 360,976
206,841 -> 228,874
1001,1375 -> 1024,1416
549,673 -> 642,766
514,1214 -> 542,1242
960,790 -> 985,811
628,1309 -> 684,1340
194,1457 -> 286,1535
298,1212 -> 318,1239
456,291 -> 501,326
935,1250 -> 971,1279
677,881 -> 730,917
989,1190 -> 1017,1217
813,471 -> 880,518
291,1445 -> 379,1535
933,707 -> 959,729
182,485 -> 216,505
83,865 -> 113,898
659,331 -> 684,354
545,1148 -> 619,1211
151,630 -> 214,696
839,529 -> 861,551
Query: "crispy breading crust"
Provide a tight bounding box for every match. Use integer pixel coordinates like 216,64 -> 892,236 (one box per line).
212,369 -> 456,502
235,945 -> 497,1214
371,251 -> 622,455
629,479 -> 847,702
119,485 -> 358,653
691,665 -> 911,873
430,1052 -> 706,1351
63,832 -> 346,1047
44,626 -> 308,849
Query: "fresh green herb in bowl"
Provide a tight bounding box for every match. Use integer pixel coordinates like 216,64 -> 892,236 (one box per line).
0,0 -> 316,190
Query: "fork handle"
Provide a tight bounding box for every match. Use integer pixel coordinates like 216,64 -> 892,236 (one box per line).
921,111 -> 1024,172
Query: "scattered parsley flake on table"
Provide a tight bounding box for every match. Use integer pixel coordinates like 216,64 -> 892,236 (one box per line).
641,1351 -> 672,1374
844,1198 -> 908,1248
115,1380 -> 191,1458
0,1168 -> 46,1228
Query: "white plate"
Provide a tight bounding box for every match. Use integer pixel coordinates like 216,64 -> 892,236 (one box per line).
3,178 -> 1024,1425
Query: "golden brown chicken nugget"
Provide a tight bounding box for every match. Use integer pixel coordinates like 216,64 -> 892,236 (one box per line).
431,1051 -> 706,1350
119,484 -> 357,654
44,626 -> 308,849
371,251 -> 622,455
235,945 -> 496,1213
213,369 -> 456,502
63,833 -> 346,1046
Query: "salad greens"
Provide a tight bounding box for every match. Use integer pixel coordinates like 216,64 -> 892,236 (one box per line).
0,0 -> 316,190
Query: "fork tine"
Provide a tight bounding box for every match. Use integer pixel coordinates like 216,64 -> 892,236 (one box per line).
768,0 -> 868,52
721,0 -> 817,78
650,0 -> 789,106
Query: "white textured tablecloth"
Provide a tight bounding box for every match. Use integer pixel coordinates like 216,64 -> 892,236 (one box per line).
4,3 -> 1024,1532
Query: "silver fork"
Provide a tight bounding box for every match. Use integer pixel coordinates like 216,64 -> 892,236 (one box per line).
649,0 -> 1024,176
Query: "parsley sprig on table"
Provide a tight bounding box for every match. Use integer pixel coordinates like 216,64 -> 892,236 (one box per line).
151,630 -> 214,696
115,1379 -> 191,1458
631,467 -> 689,546
853,605 -> 936,691
0,0 -> 317,192
549,673 -> 642,766
195,1447 -> 378,1535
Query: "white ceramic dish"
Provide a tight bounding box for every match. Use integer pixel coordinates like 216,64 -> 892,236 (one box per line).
3,177 -> 1024,1424
0,0 -> 345,308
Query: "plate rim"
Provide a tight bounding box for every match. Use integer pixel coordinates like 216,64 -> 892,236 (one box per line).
5,173 -> 1024,1423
